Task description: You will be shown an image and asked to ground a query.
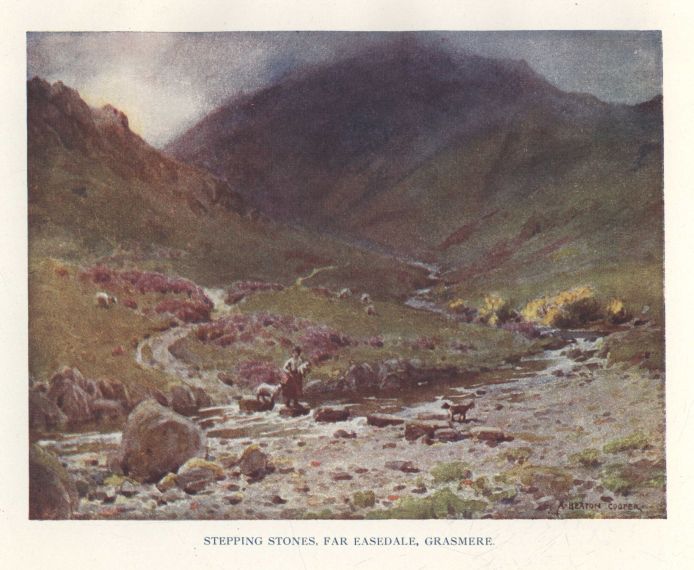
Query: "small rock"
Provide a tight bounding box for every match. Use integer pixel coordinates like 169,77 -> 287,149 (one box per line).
271,495 -> 287,504
156,473 -> 178,492
226,493 -> 243,505
314,407 -> 351,422
382,442 -> 397,449
119,480 -> 138,497
470,426 -> 514,443
354,467 -> 369,474
74,478 -> 91,498
411,486 -> 427,494
494,404 -> 504,410
367,414 -> 405,427
239,445 -> 269,479
601,495 -> 614,503
332,472 -> 353,481
333,429 -> 357,439
385,460 -> 419,473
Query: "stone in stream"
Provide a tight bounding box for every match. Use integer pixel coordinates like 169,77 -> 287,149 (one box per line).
196,406 -> 228,419
314,407 -> 351,422
29,443 -> 79,519
156,473 -> 178,492
119,480 -> 138,497
404,421 -> 448,442
470,426 -> 514,443
239,398 -> 274,413
239,445 -> 269,480
434,428 -> 471,443
177,458 -> 225,494
367,414 -> 405,427
169,385 -> 198,416
332,472 -> 353,481
91,398 -> 126,423
333,429 -> 357,439
118,399 -> 206,483
279,405 -> 310,417
97,378 -> 132,410
385,460 -> 420,473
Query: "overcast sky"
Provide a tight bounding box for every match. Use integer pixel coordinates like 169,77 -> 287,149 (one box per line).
27,31 -> 662,147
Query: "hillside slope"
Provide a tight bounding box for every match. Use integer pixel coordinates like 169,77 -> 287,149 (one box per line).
27,77 -> 425,296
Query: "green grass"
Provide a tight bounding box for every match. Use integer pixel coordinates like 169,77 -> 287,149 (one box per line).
430,462 -> 472,484
365,488 -> 487,519
603,432 -> 650,454
569,448 -> 602,468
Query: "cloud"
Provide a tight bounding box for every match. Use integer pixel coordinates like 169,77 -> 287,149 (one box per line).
27,32 -> 662,147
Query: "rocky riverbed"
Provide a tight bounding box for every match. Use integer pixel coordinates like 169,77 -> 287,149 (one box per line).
34,335 -> 665,519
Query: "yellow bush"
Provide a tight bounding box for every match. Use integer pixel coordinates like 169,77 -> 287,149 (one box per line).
478,293 -> 513,326
522,286 -> 602,328
606,298 -> 631,324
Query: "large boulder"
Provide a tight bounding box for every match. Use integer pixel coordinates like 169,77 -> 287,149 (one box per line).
29,444 -> 78,519
119,400 -> 206,482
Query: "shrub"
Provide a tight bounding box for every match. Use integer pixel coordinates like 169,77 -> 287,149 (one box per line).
430,462 -> 472,484
606,298 -> 631,325
522,286 -> 602,328
570,448 -> 602,467
478,294 -> 514,326
366,488 -> 487,519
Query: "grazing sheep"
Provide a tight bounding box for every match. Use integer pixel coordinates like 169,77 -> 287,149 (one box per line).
360,293 -> 372,304
365,304 -> 377,316
95,291 -> 118,308
441,399 -> 475,423
338,288 -> 353,299
255,383 -> 283,405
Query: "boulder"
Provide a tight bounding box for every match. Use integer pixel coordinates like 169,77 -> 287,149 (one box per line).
97,378 -> 132,410
434,428 -> 471,443
91,399 -> 126,423
29,444 -> 78,519
156,472 -> 178,492
314,407 -> 351,423
279,405 -> 310,417
385,460 -> 420,473
404,421 -> 448,441
333,429 -> 357,439
49,380 -> 93,425
119,399 -> 206,482
192,387 -> 213,409
470,426 -> 514,443
238,445 -> 269,479
344,363 -> 378,392
29,391 -> 67,431
367,414 -> 405,427
239,398 -> 274,413
169,385 -> 197,416
177,458 -> 225,494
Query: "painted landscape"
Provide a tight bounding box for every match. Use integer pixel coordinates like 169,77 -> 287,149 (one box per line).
28,32 -> 664,520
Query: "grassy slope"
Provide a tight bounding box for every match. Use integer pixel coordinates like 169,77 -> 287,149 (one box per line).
29,258 -> 175,398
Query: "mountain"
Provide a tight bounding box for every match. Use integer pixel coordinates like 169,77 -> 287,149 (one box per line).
166,38 -> 663,308
27,77 -> 425,296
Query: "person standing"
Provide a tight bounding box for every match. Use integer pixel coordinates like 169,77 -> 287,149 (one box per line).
281,346 -> 310,408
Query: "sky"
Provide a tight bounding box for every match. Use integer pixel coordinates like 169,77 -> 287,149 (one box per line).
27,31 -> 662,148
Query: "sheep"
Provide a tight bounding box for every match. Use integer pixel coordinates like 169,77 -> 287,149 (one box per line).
360,293 -> 371,304
338,288 -> 353,299
441,399 -> 475,423
95,291 -> 118,308
365,304 -> 377,316
255,383 -> 283,406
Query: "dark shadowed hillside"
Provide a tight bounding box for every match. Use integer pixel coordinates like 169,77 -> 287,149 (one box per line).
167,38 -> 663,310
27,77 -> 426,296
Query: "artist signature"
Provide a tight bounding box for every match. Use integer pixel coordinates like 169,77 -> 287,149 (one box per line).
558,501 -> 643,512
